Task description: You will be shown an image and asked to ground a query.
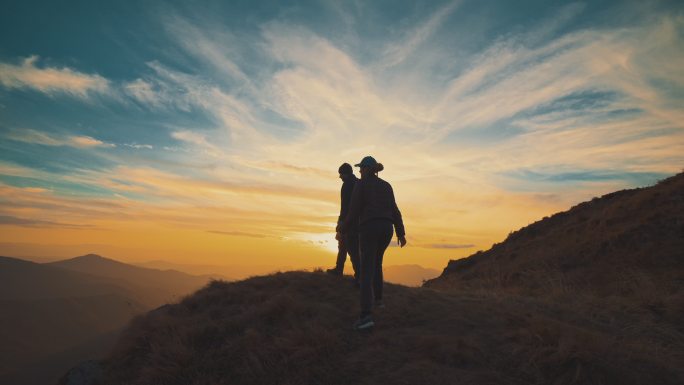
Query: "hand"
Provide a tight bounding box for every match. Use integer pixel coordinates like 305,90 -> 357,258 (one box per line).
335,231 -> 342,241
397,236 -> 407,248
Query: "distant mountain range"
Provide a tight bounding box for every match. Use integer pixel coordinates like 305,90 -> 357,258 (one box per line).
383,264 -> 440,286
47,254 -> 221,306
0,254 -> 215,385
136,259 -> 439,287
135,260 -> 237,277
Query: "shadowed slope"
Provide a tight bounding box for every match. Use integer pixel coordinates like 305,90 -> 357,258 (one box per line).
98,271 -> 683,385
0,255 -> 216,385
0,257 -> 144,384
0,256 -> 133,301
48,254 -> 213,306
426,173 -> 684,301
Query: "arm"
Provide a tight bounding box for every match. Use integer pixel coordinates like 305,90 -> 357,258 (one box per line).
389,185 -> 407,247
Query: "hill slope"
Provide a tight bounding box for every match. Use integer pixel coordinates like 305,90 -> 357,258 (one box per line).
134,260 -> 234,280
0,256 -> 133,301
0,255 -> 215,385
425,172 -> 684,302
0,257 -> 145,383
48,254 -> 213,306
63,174 -> 684,384
91,272 -> 683,385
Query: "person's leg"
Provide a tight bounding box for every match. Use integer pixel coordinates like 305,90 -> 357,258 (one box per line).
359,226 -> 378,318
346,231 -> 360,282
373,222 -> 394,302
329,237 -> 347,274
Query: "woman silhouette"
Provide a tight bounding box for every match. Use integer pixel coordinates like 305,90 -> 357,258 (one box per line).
337,156 -> 406,330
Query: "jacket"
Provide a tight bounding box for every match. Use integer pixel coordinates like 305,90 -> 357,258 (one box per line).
341,175 -> 405,237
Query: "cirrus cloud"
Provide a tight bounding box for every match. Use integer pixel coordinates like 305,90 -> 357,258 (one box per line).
0,56 -> 110,98
5,128 -> 115,148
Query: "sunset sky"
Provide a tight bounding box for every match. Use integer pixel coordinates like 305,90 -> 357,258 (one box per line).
1,0 -> 682,274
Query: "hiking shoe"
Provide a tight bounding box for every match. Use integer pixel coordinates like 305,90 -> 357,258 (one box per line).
326,268 -> 342,276
353,315 -> 374,331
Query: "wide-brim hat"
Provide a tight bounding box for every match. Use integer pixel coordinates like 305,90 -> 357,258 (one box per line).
354,156 -> 378,168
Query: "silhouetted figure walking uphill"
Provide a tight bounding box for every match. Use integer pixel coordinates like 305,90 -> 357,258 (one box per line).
327,163 -> 360,282
338,156 -> 406,331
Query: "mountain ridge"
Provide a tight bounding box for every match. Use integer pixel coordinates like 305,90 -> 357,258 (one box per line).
47,253 -> 213,307
0,254 -> 216,385
425,172 -> 684,302
0,256 -> 134,301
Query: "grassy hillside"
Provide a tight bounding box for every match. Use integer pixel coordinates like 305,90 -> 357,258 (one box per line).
425,172 -> 684,324
426,172 -> 683,292
97,271 -> 683,385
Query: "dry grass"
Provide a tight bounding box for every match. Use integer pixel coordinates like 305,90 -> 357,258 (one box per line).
100,271 -> 684,385
426,173 -> 684,328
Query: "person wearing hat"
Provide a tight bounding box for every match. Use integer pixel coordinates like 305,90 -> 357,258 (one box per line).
327,163 -> 360,283
337,156 -> 407,331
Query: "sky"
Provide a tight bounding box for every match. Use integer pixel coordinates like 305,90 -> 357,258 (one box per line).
0,0 -> 682,273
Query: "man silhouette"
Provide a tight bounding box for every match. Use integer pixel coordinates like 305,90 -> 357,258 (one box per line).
327,163 -> 360,283
337,156 -> 406,331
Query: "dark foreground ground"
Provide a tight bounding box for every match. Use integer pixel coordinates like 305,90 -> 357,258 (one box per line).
91,271 -> 683,385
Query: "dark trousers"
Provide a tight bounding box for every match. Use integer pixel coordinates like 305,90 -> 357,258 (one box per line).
359,219 -> 393,317
335,231 -> 360,280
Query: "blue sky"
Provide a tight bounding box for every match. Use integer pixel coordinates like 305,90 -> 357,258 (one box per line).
0,0 -> 682,267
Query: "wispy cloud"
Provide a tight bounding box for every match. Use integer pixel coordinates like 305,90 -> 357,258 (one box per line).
425,17 -> 684,147
171,130 -> 212,147
170,130 -> 222,156
124,78 -> 164,107
162,15 -> 257,94
379,0 -> 462,69
123,143 -> 154,150
207,230 -> 266,238
71,136 -> 114,148
0,215 -> 92,229
5,128 -> 115,148
247,161 -> 333,179
0,56 -> 109,98
421,243 -> 475,249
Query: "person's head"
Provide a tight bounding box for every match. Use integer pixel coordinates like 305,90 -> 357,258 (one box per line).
354,156 -> 384,178
338,163 -> 353,180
